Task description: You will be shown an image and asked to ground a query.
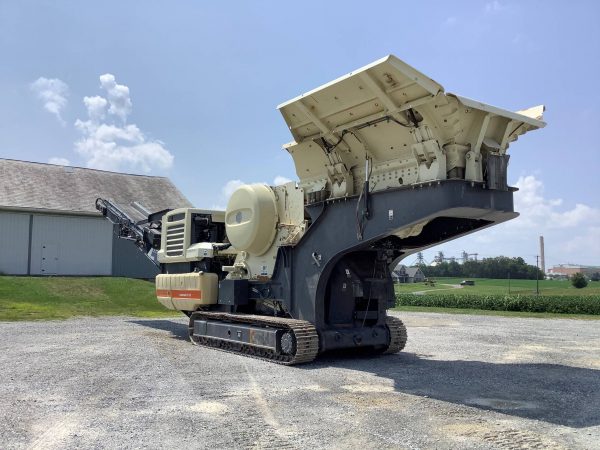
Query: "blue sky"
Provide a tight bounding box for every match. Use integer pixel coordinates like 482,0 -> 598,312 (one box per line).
1,1 -> 598,268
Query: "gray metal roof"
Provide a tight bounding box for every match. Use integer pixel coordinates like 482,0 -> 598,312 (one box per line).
405,267 -> 423,278
392,265 -> 407,276
0,159 -> 193,221
392,265 -> 424,278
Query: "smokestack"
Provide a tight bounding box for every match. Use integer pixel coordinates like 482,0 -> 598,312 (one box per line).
539,236 -> 546,274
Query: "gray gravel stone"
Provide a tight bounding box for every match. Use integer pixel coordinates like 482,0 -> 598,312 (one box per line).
1,312 -> 598,449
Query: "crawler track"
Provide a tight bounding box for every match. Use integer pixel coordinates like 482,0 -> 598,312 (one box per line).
188,311 -> 319,365
384,316 -> 408,354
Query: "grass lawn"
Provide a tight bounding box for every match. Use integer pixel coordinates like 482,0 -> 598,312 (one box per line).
395,277 -> 600,296
0,276 -> 175,321
2,276 -> 598,322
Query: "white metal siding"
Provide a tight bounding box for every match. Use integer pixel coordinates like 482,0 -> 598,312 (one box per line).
0,212 -> 30,274
30,215 -> 113,275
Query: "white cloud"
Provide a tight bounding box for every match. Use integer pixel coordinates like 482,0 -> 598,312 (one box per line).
74,74 -> 174,173
210,179 -> 245,210
513,175 -> 600,229
420,175 -> 600,267
30,77 -> 69,125
48,157 -> 70,166
83,96 -> 108,122
561,226 -> 600,257
273,175 -> 293,185
222,179 -> 245,198
99,73 -> 132,122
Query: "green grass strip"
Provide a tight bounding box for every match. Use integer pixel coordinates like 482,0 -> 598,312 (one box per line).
0,276 -> 175,321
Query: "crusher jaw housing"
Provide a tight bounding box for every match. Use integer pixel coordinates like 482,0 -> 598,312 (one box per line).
97,55 -> 545,364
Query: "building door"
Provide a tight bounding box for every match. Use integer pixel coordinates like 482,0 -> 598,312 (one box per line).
40,244 -> 58,275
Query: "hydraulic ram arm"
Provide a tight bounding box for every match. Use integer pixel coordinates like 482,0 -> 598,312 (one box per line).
95,197 -> 164,267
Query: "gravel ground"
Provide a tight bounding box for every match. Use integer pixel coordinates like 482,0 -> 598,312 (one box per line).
1,312 -> 599,450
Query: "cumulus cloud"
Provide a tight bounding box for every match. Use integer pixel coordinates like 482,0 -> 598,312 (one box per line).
273,175 -> 293,185
74,73 -> 173,173
83,96 -> 108,122
561,226 -> 600,256
513,175 -> 600,229
48,157 -> 70,166
30,77 -> 69,125
421,175 -> 600,267
99,74 -> 132,122
209,179 -> 244,210
221,179 -> 246,199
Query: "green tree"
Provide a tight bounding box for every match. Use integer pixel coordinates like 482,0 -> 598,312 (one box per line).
591,272 -> 600,282
571,272 -> 588,289
421,256 -> 543,280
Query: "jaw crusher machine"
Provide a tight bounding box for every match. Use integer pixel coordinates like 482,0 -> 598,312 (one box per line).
97,55 -> 545,364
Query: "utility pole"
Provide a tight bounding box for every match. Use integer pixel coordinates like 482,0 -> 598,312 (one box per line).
536,255 -> 540,295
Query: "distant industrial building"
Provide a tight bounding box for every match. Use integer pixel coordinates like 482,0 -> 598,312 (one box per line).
0,159 -> 192,277
548,265 -> 600,278
392,265 -> 426,283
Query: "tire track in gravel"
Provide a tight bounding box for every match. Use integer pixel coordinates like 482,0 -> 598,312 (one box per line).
242,361 -> 301,449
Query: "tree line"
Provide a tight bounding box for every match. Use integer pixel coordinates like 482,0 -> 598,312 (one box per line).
419,256 -> 544,280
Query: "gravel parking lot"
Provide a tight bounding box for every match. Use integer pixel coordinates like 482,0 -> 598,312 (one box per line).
1,312 -> 599,449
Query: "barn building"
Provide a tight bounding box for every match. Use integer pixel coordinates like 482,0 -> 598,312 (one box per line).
392,265 -> 426,283
0,159 -> 192,277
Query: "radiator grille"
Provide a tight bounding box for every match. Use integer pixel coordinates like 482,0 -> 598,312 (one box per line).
165,223 -> 185,257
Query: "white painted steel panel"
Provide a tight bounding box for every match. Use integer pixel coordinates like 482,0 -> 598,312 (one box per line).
0,212 -> 30,274
30,215 -> 113,275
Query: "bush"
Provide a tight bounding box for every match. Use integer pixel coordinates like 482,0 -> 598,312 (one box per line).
395,293 -> 600,315
571,272 -> 588,289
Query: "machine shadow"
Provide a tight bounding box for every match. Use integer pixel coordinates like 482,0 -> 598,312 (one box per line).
311,352 -> 600,428
129,319 -> 189,340
128,319 -> 600,427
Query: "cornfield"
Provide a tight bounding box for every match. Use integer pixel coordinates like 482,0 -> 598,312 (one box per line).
396,294 -> 600,315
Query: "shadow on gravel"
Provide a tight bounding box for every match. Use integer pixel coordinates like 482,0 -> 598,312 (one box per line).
312,352 -> 600,428
129,319 -> 189,340
128,319 -> 599,427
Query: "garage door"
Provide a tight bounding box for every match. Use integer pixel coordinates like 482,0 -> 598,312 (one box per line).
30,215 -> 113,275
0,212 -> 30,275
